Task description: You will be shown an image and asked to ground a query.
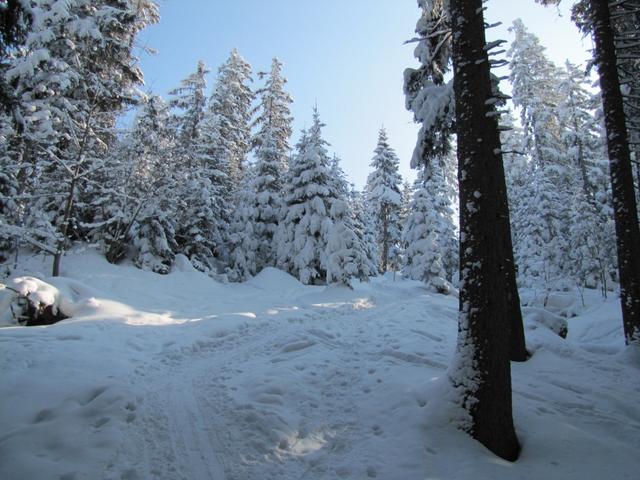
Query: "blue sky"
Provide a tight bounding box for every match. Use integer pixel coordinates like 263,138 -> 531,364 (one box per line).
135,0 -> 593,189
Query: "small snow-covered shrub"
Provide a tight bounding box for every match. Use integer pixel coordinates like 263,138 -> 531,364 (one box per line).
0,277 -> 69,326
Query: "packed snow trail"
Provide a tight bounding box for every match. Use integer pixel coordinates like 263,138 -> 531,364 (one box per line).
111,280 -> 454,480
1,251 -> 639,479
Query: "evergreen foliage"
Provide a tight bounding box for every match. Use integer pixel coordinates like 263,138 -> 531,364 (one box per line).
366,128 -> 403,273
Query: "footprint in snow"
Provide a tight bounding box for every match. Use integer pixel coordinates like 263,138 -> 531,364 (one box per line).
280,339 -> 317,353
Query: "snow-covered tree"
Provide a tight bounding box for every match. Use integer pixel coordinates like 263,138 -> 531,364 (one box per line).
252,58 -> 293,170
402,157 -> 457,291
569,186 -> 615,293
227,167 -> 259,281
366,128 -> 403,272
250,58 -> 293,269
325,197 -> 374,286
125,95 -> 179,275
349,189 -> 379,278
508,19 -> 573,291
165,60 -> 231,273
403,0 -> 455,165
399,180 -> 413,230
204,49 -> 253,188
276,109 -> 335,284
4,0 -> 158,275
557,61 -> 604,199
168,60 -> 210,170
574,0 -> 640,343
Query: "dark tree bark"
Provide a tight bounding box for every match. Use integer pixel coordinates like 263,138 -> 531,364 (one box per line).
449,0 -> 521,461
589,0 -> 640,346
499,161 -> 528,362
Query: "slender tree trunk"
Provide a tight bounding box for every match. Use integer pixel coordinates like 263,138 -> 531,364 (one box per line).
381,205 -> 389,272
52,171 -> 79,277
449,0 -> 520,461
589,0 -> 640,345
52,106 -> 96,277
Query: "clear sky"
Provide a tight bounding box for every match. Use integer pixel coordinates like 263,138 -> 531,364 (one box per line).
135,0 -> 593,189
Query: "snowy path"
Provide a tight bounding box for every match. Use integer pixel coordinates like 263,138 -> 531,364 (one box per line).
1,253 -> 640,479
114,283 -> 452,480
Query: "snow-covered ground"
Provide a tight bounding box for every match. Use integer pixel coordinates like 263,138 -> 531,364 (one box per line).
1,250 -> 639,480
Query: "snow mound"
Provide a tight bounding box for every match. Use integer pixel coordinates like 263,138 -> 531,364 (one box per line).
246,267 -> 304,292
524,306 -> 568,338
172,253 -> 197,273
0,277 -> 72,326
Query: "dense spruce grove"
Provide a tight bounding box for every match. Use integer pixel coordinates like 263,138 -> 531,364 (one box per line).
2,0 -> 633,296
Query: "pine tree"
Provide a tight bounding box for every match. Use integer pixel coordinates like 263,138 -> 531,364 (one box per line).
204,49 -> 253,188
557,61 -> 617,291
569,186 -> 614,292
508,19 -> 573,291
557,61 -> 604,199
325,196 -> 374,287
399,180 -> 413,231
227,167 -> 259,281
5,0 -> 158,275
402,158 -> 457,292
125,95 -> 179,275
349,188 -> 379,278
168,60 -> 210,170
165,60 -> 229,273
407,0 -> 526,363
366,128 -> 403,272
276,108 -> 335,284
250,58 -> 293,269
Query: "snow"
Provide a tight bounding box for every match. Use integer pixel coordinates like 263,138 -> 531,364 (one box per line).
1,249 -> 639,479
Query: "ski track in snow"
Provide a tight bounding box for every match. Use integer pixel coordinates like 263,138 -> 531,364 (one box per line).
118,290 -> 449,480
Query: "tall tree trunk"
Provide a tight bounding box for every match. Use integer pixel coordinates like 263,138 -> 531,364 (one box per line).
449,0 -> 520,461
497,152 -> 528,361
589,0 -> 640,346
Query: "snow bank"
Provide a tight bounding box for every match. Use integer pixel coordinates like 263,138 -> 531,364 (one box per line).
246,267 -> 305,293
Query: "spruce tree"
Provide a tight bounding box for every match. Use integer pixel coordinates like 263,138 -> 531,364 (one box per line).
204,49 -> 253,188
250,58 -> 293,269
227,167 -> 259,281
276,108 -> 335,284
325,196 -> 374,287
324,156 -> 374,286
168,60 -> 210,170
349,189 -> 379,279
126,96 -> 179,275
366,128 -> 403,272
402,157 -> 457,292
508,19 -> 573,292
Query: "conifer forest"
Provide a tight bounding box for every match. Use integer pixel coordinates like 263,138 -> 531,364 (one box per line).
0,1 -> 639,479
